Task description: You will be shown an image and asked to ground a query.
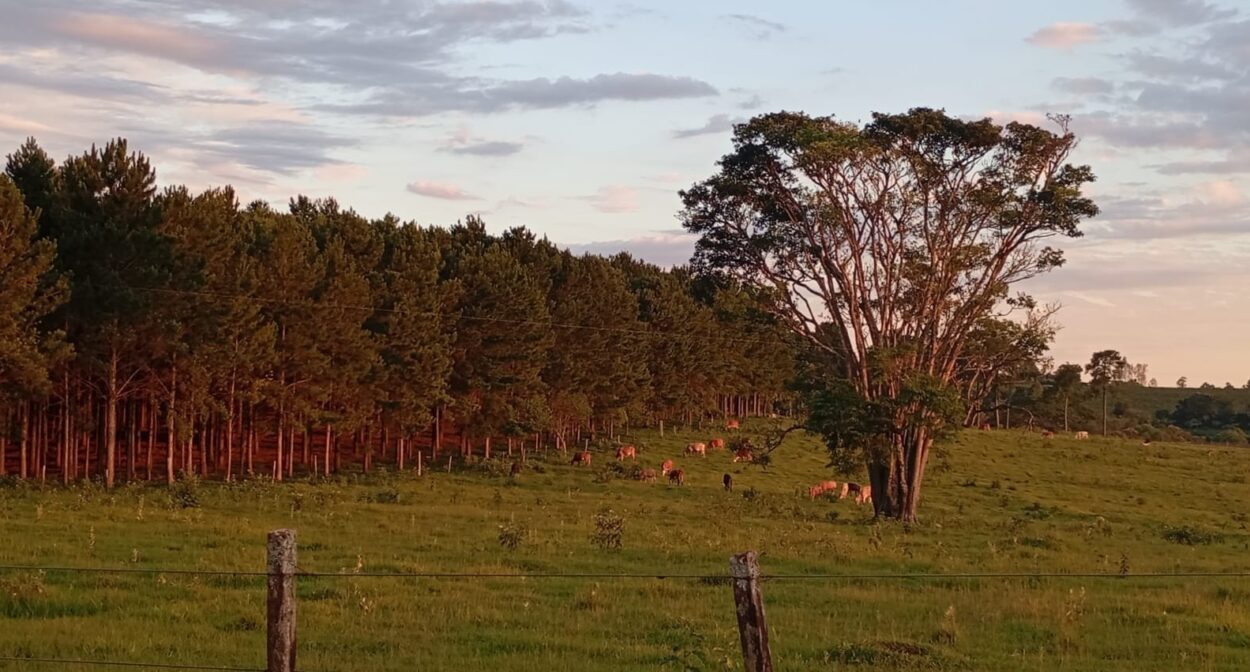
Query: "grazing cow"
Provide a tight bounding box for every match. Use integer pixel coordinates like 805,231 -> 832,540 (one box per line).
808,480 -> 839,499
854,484 -> 873,505
726,419 -> 741,431
686,442 -> 707,457
639,468 -> 657,482
1075,431 -> 1090,440
668,469 -> 685,486
660,459 -> 674,476
709,438 -> 726,451
509,462 -> 522,477
732,448 -> 754,463
616,445 -> 637,461
1041,430 -> 1055,439
571,450 -> 592,466
723,473 -> 733,492
840,482 -> 868,502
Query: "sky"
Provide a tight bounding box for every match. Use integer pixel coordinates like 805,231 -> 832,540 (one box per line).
0,0 -> 1248,386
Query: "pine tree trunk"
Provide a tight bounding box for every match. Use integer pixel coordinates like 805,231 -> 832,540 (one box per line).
105,351 -> 118,488
167,362 -> 177,485
146,396 -> 155,481
1102,387 -> 1108,436
323,424 -> 333,477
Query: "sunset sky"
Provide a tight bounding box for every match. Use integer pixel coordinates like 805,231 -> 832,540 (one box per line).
1,0 -> 1247,385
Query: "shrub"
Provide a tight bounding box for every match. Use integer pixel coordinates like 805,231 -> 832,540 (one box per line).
168,472 -> 201,509
1163,525 -> 1222,546
590,508 -> 624,551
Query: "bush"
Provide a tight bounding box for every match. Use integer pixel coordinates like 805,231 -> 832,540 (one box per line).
1163,525 -> 1222,546
590,508 -> 624,551
168,472 -> 201,509
1215,428 -> 1248,446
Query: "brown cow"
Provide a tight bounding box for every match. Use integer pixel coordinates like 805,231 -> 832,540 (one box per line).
616,445 -> 637,461
709,438 -> 725,451
509,462 -> 522,477
660,459 -> 674,476
685,442 -> 707,457
571,450 -> 591,466
979,423 -> 992,431
732,448 -> 754,463
723,473 -> 733,492
840,482 -> 872,504
639,468 -> 657,482
808,480 -> 839,499
668,469 -> 686,485
726,419 -> 741,431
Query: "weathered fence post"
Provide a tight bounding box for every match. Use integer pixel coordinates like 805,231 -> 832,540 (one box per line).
730,551 -> 773,672
267,529 -> 297,672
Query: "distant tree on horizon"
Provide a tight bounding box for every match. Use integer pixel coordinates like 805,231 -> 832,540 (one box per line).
1087,350 -> 1128,436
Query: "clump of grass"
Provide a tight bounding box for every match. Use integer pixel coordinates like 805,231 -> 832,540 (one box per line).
497,520 -> 527,550
590,508 -> 624,551
932,605 -> 958,645
361,488 -> 400,504
1162,525 -> 1222,546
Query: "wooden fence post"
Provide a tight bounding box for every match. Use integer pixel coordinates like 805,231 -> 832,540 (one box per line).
730,551 -> 773,672
267,529 -> 297,672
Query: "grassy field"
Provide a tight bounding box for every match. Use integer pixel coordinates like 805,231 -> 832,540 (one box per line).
2,425 -> 1250,671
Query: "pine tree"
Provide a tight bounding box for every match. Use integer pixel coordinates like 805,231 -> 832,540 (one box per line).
0,176 -> 67,397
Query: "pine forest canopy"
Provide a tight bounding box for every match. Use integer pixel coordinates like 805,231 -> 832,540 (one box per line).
0,137 -> 794,489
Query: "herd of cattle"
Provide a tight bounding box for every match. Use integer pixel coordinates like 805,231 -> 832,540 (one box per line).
556,418 -> 876,506
566,422 -> 751,489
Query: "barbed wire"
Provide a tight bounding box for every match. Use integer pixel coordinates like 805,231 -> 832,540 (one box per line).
2,563 -> 1249,581
0,656 -> 264,671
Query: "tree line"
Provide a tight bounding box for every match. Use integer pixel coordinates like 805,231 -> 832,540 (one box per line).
0,138 -> 794,486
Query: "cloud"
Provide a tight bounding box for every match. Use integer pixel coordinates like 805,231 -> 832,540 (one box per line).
737,94 -> 765,110
1052,76 -> 1116,95
438,128 -> 526,157
1077,184 -> 1250,241
1025,22 -> 1101,49
1124,0 -> 1236,27
566,231 -> 696,267
583,185 -> 639,214
1063,291 -> 1117,308
406,180 -> 478,201
198,122 -> 357,175
321,72 -> 719,116
724,13 -> 787,38
0,112 -> 53,134
51,12 -> 227,70
673,114 -> 742,139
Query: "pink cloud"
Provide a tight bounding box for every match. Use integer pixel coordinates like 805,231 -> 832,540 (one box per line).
1025,22 -> 1101,49
0,113 -> 53,134
315,163 -> 370,184
584,185 -> 639,214
53,13 -> 223,68
406,180 -> 478,200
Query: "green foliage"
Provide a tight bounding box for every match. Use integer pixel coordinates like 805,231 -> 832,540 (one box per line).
590,508 -> 624,551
